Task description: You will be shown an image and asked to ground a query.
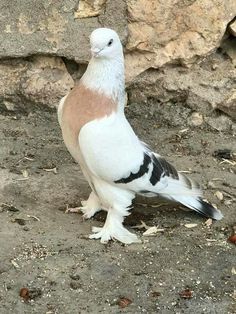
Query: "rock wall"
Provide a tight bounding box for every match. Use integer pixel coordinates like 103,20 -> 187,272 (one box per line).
0,0 -> 127,60
125,0 -> 236,80
0,0 -> 235,124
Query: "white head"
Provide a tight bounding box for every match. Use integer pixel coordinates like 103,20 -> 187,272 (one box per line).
90,28 -> 123,60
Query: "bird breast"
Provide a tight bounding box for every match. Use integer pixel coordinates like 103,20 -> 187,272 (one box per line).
60,83 -> 117,159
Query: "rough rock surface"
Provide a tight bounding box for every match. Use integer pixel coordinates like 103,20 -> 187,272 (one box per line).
229,19 -> 236,36
0,0 -> 127,61
125,0 -> 236,81
128,51 -> 236,121
74,0 -> 107,18
0,56 -> 74,111
219,90 -> 236,120
0,0 -> 235,122
0,110 -> 235,314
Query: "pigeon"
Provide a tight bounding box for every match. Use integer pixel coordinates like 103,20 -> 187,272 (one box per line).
58,28 -> 223,244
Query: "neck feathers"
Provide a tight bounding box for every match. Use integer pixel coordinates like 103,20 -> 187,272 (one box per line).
81,56 -> 125,109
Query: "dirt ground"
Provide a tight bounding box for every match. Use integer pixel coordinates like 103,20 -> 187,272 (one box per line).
0,105 -> 235,314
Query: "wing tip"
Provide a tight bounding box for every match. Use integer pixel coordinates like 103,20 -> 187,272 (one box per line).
199,198 -> 223,220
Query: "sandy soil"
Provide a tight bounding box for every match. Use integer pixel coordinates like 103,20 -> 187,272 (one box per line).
0,107 -> 235,314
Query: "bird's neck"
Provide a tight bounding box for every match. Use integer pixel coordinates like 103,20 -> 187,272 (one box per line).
81,56 -> 125,110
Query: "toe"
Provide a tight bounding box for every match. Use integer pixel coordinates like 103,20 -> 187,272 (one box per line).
65,207 -> 81,213
100,235 -> 111,243
89,232 -> 102,240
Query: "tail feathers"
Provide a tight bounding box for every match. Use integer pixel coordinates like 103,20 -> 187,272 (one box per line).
178,196 -> 223,220
159,174 -> 203,197
196,198 -> 223,220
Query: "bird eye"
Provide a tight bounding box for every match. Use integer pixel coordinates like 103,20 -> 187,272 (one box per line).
107,39 -> 113,47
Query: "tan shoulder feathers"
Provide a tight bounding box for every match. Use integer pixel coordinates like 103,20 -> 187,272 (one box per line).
61,83 -> 117,147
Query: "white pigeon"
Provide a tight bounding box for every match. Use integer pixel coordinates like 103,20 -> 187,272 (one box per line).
58,28 -> 223,244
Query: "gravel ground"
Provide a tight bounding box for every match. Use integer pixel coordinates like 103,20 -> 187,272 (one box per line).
0,107 -> 235,314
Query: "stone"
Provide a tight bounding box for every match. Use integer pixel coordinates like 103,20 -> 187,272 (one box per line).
229,20 -> 236,36
128,53 -> 236,121
2,101 -> 15,111
125,0 -> 236,82
0,0 -> 235,122
0,0 -> 127,62
74,0 -> 107,18
0,56 -> 74,111
188,112 -> 204,126
218,90 -> 236,120
206,114 -> 233,132
221,37 -> 236,66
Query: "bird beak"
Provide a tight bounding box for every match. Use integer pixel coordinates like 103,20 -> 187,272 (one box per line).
91,47 -> 102,58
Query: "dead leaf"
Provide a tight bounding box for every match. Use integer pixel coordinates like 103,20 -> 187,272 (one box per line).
19,287 -> 42,301
219,159 -> 236,166
21,169 -> 29,178
43,167 -> 58,174
131,220 -> 149,230
184,223 -> 198,229
149,203 -> 167,208
20,287 -> 29,301
228,235 -> 236,245
215,191 -> 223,201
27,215 -> 40,221
232,290 -> 236,300
179,289 -> 193,299
143,226 -> 164,236
231,267 -> 236,275
16,178 -> 29,181
117,297 -> 132,308
179,170 -> 192,174
179,128 -> 189,134
207,181 -> 216,189
205,218 -> 213,227
11,260 -> 20,268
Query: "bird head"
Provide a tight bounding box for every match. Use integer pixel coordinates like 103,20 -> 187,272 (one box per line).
90,28 -> 123,60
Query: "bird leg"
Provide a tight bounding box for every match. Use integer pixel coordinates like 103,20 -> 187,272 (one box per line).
66,191 -> 101,219
89,206 -> 141,244
80,191 -> 102,219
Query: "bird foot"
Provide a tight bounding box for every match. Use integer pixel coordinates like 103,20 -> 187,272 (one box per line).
79,192 -> 102,219
89,225 -> 141,244
65,192 -> 101,218
80,205 -> 101,219
65,205 -> 100,219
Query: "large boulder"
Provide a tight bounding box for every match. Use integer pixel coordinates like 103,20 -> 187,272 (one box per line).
0,56 -> 74,111
0,0 -> 127,61
128,51 -> 236,122
125,0 -> 236,81
0,0 -> 235,121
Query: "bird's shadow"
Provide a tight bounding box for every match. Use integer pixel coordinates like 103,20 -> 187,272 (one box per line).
93,196 -> 193,228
